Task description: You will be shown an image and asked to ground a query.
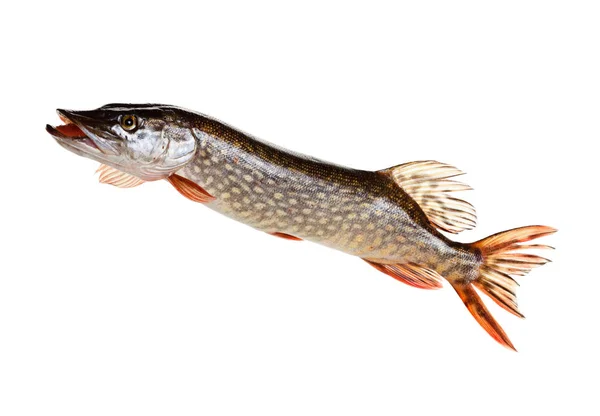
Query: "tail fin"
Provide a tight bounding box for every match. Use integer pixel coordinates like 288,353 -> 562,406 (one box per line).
452,225 -> 556,351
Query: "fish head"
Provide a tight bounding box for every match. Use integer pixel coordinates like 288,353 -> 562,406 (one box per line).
46,104 -> 198,181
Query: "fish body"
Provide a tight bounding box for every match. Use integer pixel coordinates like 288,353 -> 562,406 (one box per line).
46,104 -> 555,350
180,119 -> 463,265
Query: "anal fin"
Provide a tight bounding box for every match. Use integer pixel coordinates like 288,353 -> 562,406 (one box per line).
364,259 -> 443,290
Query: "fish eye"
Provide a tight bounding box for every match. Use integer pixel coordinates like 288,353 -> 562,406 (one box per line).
120,115 -> 138,131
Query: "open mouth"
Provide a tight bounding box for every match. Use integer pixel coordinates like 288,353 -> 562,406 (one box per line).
46,110 -> 101,151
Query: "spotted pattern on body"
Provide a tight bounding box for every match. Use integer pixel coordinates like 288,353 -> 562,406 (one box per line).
177,119 -> 480,282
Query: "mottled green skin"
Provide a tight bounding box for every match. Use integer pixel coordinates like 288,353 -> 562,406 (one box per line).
178,115 -> 480,282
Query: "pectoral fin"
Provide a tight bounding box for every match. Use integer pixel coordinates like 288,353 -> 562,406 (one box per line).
96,164 -> 145,188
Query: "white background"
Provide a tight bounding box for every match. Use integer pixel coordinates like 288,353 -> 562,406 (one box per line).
1,1 -> 598,415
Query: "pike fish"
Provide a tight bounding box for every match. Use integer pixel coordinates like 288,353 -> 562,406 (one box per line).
46,104 -> 555,350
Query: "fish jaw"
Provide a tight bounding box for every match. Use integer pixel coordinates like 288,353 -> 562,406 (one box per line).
46,109 -> 121,157
46,123 -> 101,158
46,108 -> 139,178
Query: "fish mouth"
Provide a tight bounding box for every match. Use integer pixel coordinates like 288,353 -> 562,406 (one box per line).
46,109 -> 119,157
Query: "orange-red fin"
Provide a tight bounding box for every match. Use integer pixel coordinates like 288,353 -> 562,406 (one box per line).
452,283 -> 516,351
461,224 -> 556,349
270,232 -> 303,241
472,225 -> 556,319
473,225 -> 557,255
96,164 -> 145,188
473,268 -> 524,318
364,259 -> 443,290
166,174 -> 215,203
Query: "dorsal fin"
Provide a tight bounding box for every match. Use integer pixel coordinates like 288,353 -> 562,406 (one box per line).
96,164 -> 145,188
380,160 -> 476,234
